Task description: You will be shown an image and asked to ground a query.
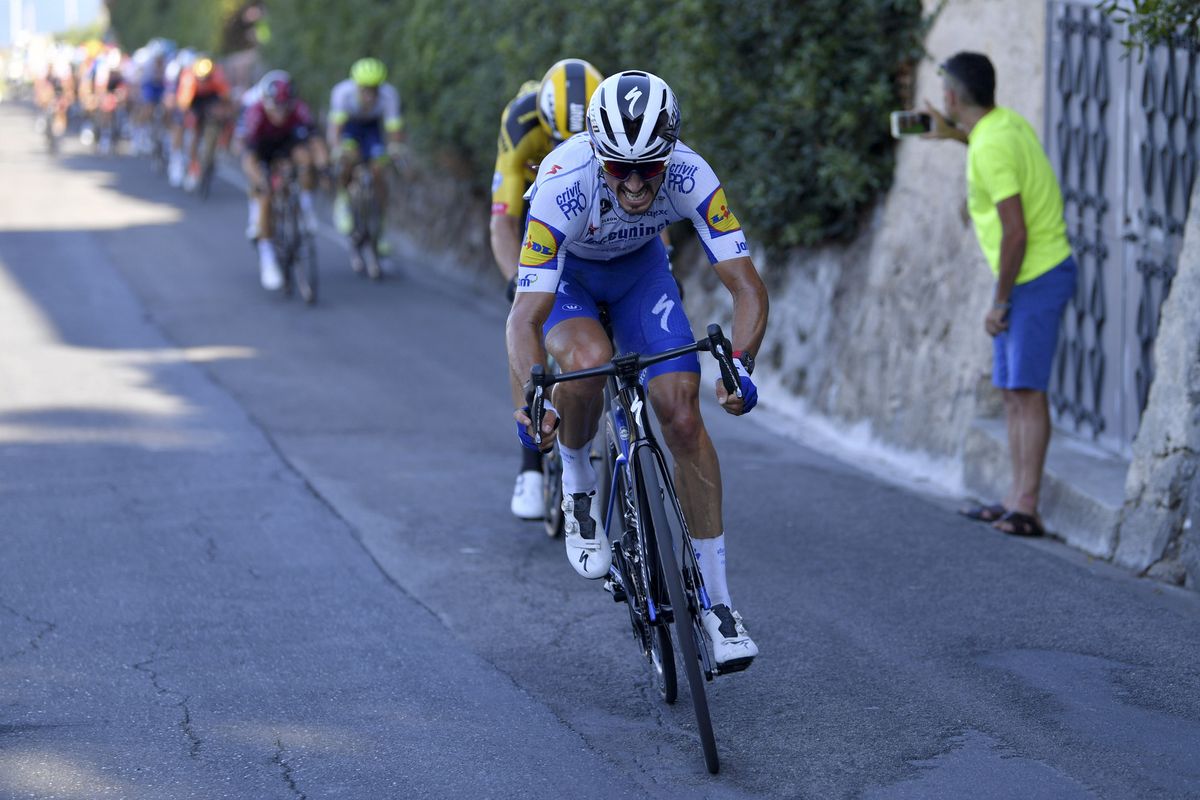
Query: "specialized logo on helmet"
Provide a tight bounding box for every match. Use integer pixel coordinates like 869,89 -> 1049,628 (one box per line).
519,218 -> 563,269
700,186 -> 741,237
624,86 -> 643,116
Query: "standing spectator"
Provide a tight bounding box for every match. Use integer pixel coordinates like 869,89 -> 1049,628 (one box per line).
924,52 -> 1077,537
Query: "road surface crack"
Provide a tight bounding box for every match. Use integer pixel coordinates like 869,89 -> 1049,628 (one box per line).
273,738 -> 307,799
132,656 -> 203,759
0,599 -> 56,663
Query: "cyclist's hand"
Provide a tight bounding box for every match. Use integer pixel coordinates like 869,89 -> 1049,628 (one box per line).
514,403 -> 559,452
716,357 -> 758,415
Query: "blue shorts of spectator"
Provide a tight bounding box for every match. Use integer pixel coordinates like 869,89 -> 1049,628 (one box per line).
992,254 -> 1077,392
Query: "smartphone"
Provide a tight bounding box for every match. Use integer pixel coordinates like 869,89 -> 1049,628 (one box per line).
890,110 -> 932,138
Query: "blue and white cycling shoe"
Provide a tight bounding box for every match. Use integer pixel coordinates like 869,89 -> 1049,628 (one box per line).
563,491 -> 609,579
701,604 -> 758,671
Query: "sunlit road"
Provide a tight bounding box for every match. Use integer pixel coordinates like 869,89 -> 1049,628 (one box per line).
1,102 -> 1198,800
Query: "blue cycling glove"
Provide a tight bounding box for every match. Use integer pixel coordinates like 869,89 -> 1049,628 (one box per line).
731,355 -> 758,413
516,400 -> 558,451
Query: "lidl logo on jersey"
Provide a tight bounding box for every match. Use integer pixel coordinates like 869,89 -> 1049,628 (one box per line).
700,186 -> 741,237
520,218 -> 563,269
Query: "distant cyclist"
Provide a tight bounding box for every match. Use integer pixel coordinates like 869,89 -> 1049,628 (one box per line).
176,55 -> 231,191
490,58 -> 603,521
327,58 -> 405,241
506,71 -> 768,668
240,71 -> 320,290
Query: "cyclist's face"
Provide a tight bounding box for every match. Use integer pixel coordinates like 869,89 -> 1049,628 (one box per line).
600,166 -> 664,215
358,86 -> 378,107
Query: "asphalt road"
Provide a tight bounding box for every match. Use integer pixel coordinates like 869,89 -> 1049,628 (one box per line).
1,102 -> 1198,800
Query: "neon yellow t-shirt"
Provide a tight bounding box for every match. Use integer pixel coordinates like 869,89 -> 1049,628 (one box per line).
966,107 -> 1072,283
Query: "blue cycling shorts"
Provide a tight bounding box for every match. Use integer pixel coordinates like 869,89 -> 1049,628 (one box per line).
993,254 -> 1077,392
140,81 -> 165,105
544,238 -> 699,382
340,119 -> 386,161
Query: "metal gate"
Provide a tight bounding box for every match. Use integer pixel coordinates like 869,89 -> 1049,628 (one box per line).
1045,1 -> 1198,456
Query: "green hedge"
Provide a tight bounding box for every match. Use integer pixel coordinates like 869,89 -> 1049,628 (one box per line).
106,0 -> 247,55
116,0 -> 928,250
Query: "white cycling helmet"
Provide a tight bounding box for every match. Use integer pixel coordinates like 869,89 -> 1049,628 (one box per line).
586,70 -> 680,162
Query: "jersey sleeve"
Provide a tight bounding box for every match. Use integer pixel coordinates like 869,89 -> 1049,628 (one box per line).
328,82 -> 351,126
382,84 -> 403,132
241,103 -> 264,146
491,95 -> 545,218
674,151 -> 750,264
514,172 -> 585,295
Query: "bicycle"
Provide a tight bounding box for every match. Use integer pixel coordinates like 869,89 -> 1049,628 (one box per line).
267,159 -> 319,305
194,112 -> 224,200
528,323 -> 743,774
345,159 -> 387,280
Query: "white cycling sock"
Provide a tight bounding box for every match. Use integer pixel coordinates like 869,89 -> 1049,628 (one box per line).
559,442 -> 597,496
299,190 -> 314,214
247,199 -> 260,231
690,533 -> 731,608
257,239 -> 274,259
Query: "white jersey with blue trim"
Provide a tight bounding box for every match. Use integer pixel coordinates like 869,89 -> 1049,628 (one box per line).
515,134 -> 748,293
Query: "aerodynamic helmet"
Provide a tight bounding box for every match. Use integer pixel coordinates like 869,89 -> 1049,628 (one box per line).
536,58 -> 603,143
350,57 -> 387,88
586,70 -> 679,162
263,72 -> 293,108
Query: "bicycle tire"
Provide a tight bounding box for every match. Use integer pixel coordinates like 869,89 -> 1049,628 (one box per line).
296,231 -> 318,305
636,445 -> 719,774
606,429 -> 678,703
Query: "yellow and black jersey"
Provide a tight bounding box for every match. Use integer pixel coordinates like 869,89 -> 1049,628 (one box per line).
491,80 -> 552,218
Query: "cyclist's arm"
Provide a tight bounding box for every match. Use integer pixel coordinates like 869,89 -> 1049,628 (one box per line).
490,214 -> 523,282
382,84 -> 405,144
713,256 -> 768,360
506,290 -> 556,410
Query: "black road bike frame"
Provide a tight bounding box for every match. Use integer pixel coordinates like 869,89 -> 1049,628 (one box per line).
269,160 -> 318,305
527,323 -> 742,774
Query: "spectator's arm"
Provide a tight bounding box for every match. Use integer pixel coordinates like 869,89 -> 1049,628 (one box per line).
994,193 -> 1027,306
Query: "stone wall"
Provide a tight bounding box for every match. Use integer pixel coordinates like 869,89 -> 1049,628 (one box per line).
1114,180 -> 1200,589
683,0 -> 1049,460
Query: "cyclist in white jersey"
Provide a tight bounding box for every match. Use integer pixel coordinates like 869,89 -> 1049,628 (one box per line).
327,58 -> 405,239
506,71 -> 768,668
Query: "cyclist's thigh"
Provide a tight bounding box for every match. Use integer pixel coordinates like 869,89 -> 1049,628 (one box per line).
609,247 -> 700,382
543,276 -> 601,341
545,315 -> 613,372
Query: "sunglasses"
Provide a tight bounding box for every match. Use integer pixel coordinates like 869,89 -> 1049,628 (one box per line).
601,159 -> 669,181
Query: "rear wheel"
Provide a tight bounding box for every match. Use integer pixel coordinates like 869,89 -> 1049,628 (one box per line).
638,446 -> 719,774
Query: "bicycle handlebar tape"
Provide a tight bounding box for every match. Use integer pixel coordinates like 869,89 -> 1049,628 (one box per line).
705,325 -> 739,397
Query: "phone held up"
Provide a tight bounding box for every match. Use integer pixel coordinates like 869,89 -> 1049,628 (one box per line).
890,110 -> 932,138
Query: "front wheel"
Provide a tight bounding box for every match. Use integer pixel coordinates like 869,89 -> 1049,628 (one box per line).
638,446 -> 719,774
295,231 -> 318,305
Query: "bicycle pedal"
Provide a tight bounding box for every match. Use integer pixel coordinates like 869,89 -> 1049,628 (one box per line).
603,578 -> 627,603
714,657 -> 754,676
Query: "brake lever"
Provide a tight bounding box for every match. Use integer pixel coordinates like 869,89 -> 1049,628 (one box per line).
705,324 -> 741,398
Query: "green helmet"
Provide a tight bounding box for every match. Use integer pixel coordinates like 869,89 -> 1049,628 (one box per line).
351,57 -> 387,88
